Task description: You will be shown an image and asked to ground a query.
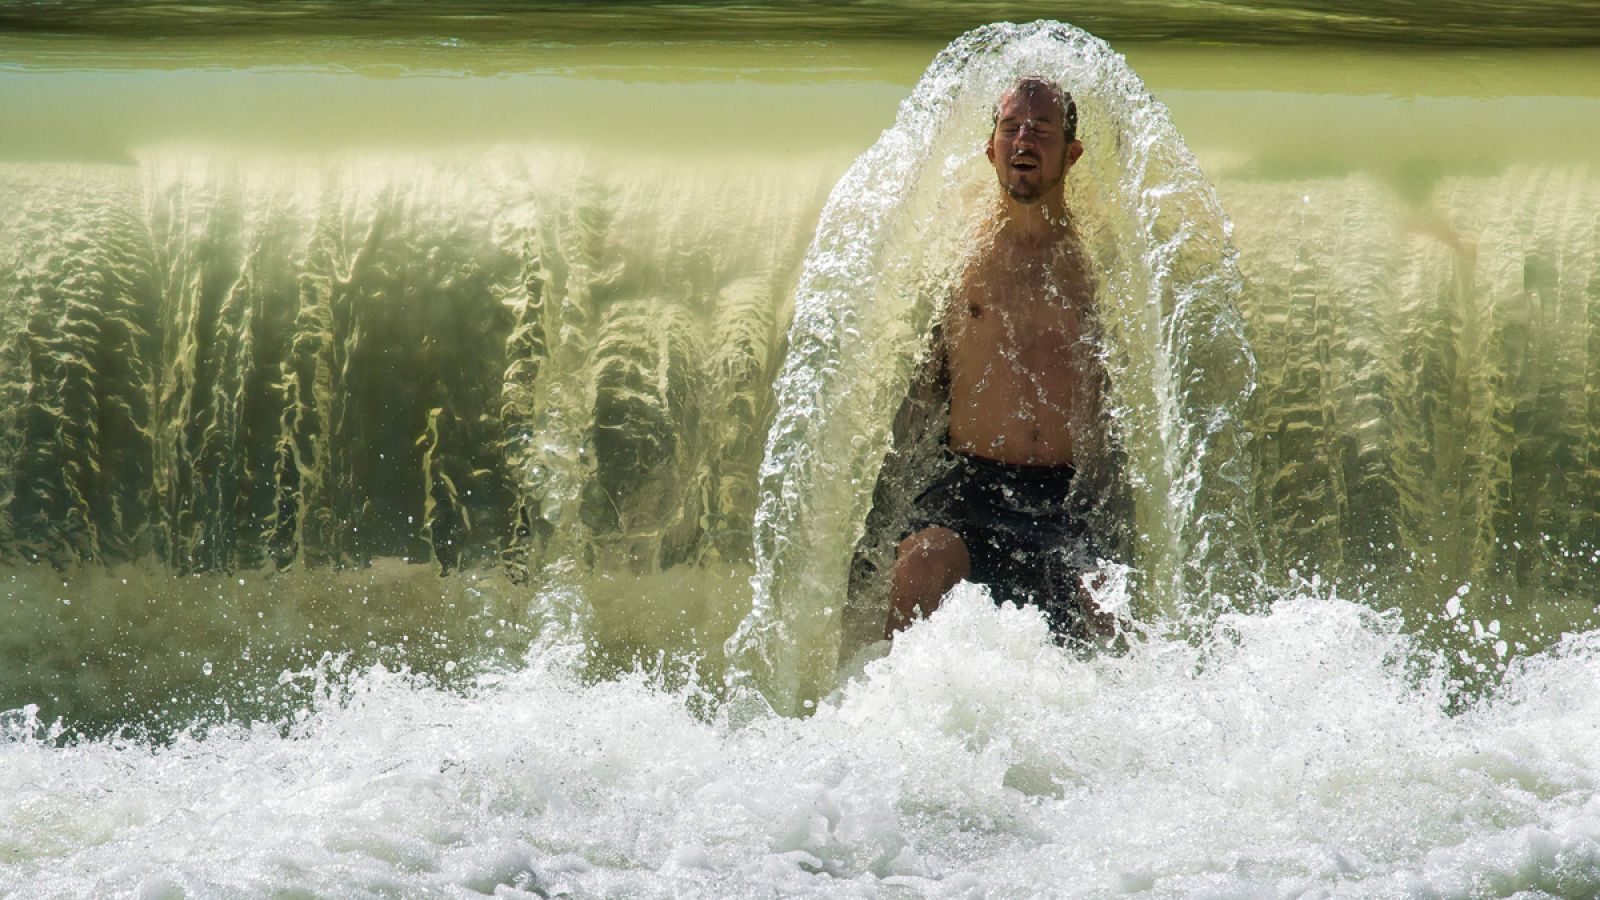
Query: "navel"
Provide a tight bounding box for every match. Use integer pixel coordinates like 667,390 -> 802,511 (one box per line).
968,303 -> 983,318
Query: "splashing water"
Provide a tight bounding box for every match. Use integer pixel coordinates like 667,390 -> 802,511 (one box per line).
8,16 -> 1600,897
729,21 -> 1255,713
9,581 -> 1600,896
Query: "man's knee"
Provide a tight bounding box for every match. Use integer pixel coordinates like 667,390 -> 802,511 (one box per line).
887,527 -> 973,637
895,527 -> 972,583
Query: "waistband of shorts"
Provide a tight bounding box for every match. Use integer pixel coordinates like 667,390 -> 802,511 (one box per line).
951,449 -> 1077,483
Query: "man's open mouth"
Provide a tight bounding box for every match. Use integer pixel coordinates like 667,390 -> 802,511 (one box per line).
1010,157 -> 1038,171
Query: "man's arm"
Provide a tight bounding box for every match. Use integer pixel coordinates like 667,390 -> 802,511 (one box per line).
891,323 -> 949,446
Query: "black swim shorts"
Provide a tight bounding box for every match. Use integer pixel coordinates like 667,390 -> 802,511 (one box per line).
907,450 -> 1100,636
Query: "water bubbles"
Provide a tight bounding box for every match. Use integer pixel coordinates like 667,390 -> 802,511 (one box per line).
202,662 -> 213,677
0,704 -> 41,741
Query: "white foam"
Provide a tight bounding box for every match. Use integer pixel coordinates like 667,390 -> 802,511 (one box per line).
7,583 -> 1600,895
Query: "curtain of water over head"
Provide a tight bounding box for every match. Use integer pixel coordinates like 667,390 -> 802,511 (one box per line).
728,22 -> 1255,712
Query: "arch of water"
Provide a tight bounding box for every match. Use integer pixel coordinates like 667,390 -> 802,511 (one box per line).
728,21 -> 1255,712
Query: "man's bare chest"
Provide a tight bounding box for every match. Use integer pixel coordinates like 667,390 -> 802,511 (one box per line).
947,278 -> 1089,364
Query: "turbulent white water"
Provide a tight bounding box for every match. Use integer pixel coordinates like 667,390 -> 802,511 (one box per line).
7,584 -> 1600,897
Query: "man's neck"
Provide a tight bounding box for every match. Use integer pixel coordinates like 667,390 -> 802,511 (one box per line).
995,191 -> 1069,246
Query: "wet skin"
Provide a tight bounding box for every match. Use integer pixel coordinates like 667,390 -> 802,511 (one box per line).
944,227 -> 1099,467
887,83 -> 1110,638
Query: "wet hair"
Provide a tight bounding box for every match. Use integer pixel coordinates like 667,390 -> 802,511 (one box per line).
993,77 -> 1078,143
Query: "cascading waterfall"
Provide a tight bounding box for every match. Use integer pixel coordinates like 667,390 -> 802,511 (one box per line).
2,29 -> 1598,717
0,152 -> 827,579
1226,166 -> 1600,669
0,151 -> 835,728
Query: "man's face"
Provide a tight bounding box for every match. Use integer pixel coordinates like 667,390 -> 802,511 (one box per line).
986,87 -> 1081,204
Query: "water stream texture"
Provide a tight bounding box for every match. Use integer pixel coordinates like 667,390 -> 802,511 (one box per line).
6,13 -> 1600,897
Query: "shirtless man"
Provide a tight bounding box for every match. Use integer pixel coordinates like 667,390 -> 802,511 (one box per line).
884,77 -> 1112,640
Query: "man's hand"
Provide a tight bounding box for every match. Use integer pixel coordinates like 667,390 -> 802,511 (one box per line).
1076,563 -> 1131,648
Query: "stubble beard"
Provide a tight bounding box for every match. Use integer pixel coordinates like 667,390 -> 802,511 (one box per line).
1005,181 -> 1042,204
1002,167 -> 1064,205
